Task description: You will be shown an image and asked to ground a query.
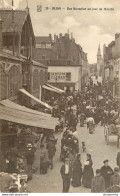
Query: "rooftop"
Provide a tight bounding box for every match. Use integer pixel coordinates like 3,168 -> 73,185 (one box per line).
35,35 -> 52,44
0,9 -> 34,40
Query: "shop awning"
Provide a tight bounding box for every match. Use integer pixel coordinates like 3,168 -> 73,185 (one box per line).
19,89 -> 53,110
42,85 -> 61,94
46,84 -> 65,93
0,104 -> 57,129
0,99 -> 54,118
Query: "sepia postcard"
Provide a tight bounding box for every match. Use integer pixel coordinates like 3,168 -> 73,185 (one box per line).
0,0 -> 120,194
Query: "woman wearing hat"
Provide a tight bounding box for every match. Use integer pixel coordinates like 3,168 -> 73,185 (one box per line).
100,160 -> 113,189
82,153 -> 94,188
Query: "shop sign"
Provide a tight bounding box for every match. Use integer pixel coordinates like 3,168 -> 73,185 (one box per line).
50,72 -> 66,81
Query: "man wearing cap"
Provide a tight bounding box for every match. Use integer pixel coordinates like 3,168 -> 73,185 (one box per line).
26,143 -> 35,180
60,158 -> 72,193
100,160 -> 113,189
91,169 -> 105,193
110,167 -> 120,192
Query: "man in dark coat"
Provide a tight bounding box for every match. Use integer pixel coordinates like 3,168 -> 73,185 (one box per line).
110,167 -> 120,192
116,152 -> 120,170
26,144 -> 35,180
91,169 -> 105,193
100,160 -> 113,190
60,158 -> 72,193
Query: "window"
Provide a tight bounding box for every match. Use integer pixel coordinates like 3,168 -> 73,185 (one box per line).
46,44 -> 51,48
66,72 -> 71,81
41,41 -> 46,48
42,55 -> 46,60
36,44 -> 42,48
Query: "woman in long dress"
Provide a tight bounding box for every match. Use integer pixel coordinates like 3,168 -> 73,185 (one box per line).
72,154 -> 82,187
82,154 -> 94,188
80,113 -> 86,127
87,117 -> 95,134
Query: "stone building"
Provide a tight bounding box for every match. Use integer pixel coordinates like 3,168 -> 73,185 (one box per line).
33,33 -> 89,91
103,33 -> 120,97
0,9 -> 49,162
0,9 -> 48,105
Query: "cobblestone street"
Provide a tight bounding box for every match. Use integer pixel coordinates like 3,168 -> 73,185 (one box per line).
27,124 -> 119,193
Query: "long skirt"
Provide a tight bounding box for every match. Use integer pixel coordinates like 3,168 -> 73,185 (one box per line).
82,167 -> 94,188
72,161 -> 82,187
88,123 -> 95,134
40,161 -> 48,174
80,119 -> 84,127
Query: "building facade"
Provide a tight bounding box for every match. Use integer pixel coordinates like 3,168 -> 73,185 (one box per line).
103,33 -> 120,97
0,9 -> 48,105
33,33 -> 89,91
0,9 -> 48,161
48,60 -> 82,91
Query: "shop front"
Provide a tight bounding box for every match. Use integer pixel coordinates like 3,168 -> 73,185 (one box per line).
48,65 -> 82,92
0,100 -> 58,191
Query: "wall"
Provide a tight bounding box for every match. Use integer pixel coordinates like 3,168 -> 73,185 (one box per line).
0,56 -> 22,102
48,66 -> 81,91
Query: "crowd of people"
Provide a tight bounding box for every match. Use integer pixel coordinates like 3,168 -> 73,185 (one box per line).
48,79 -> 120,193
0,77 -> 120,193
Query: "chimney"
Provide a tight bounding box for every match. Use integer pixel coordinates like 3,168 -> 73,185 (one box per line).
59,33 -> 62,39
49,33 -> 52,41
0,16 -> 3,51
65,33 -> 69,39
71,32 -> 73,40
115,33 -> 120,40
54,34 -> 57,42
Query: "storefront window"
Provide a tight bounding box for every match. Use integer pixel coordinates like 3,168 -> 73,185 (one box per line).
66,72 -> 71,81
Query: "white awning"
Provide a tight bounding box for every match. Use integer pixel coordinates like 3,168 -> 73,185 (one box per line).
0,104 -> 57,130
46,84 -> 65,93
19,89 -> 52,110
42,85 -> 61,94
0,99 -> 54,118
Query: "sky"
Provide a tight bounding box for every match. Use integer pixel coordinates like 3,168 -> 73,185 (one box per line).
0,0 -> 120,64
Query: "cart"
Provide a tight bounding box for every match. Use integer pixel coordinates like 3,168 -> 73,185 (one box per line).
104,124 -> 120,148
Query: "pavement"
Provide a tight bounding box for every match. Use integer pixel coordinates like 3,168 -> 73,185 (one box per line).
27,123 -> 119,193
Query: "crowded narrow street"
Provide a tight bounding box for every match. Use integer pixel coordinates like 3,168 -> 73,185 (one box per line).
0,0 -> 120,194
27,123 -> 118,193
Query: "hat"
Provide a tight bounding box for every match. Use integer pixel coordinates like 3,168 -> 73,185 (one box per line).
96,169 -> 100,174
103,159 -> 109,164
114,167 -> 119,172
65,157 -> 70,161
27,143 -> 32,148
